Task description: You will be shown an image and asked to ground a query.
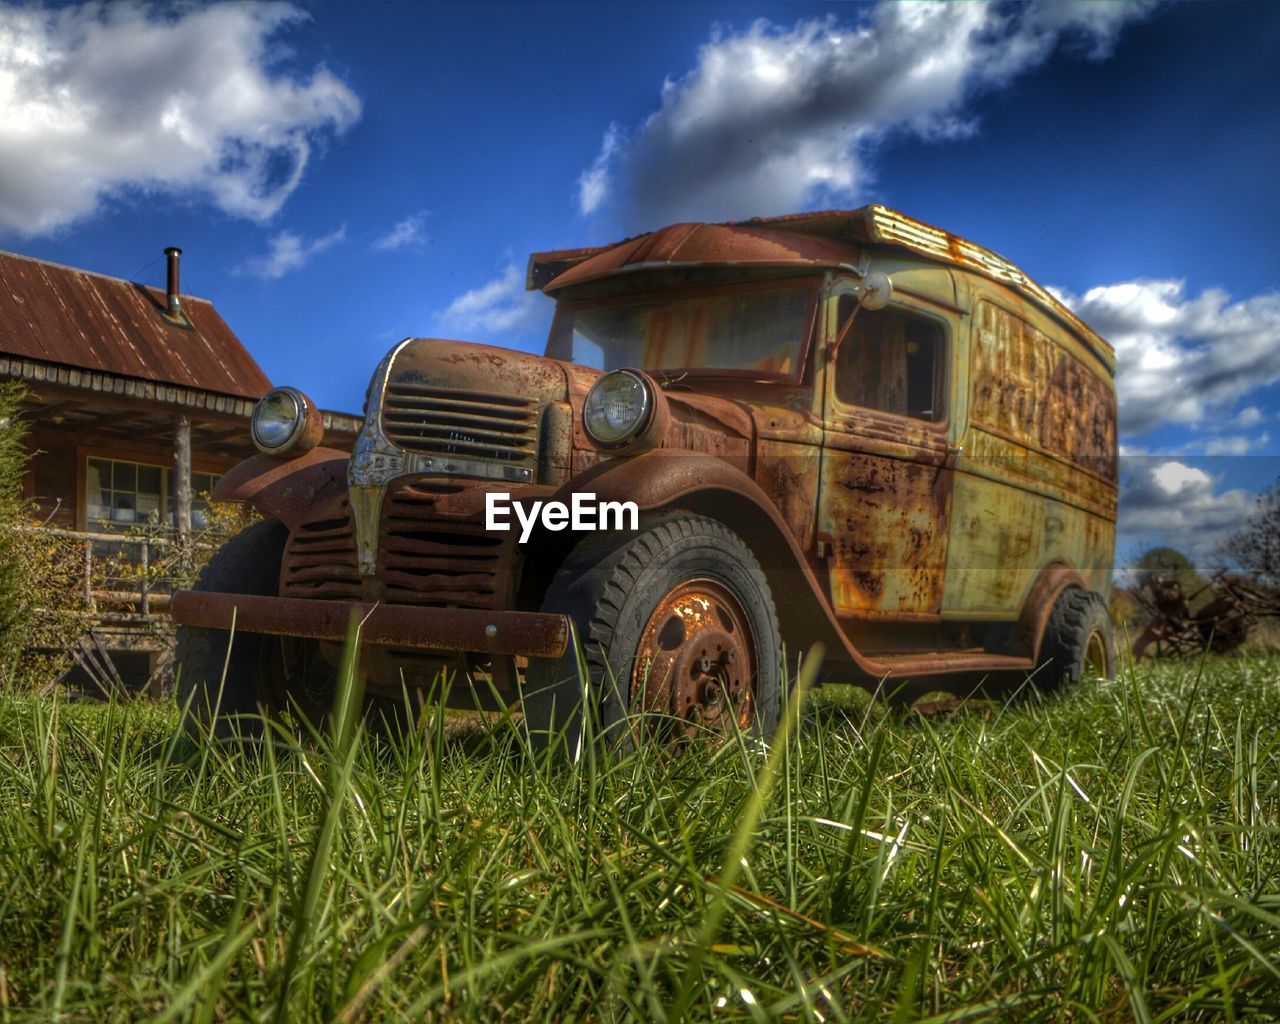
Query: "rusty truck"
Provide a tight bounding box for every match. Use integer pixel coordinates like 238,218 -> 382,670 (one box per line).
172,205 -> 1118,748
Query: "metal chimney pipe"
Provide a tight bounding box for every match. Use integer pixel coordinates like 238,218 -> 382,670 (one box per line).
164,246 -> 182,317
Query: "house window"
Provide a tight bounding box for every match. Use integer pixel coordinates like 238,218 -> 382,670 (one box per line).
85,457 -> 221,533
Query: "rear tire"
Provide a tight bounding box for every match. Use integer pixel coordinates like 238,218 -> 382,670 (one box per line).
1033,588 -> 1115,691
175,519 -> 336,738
522,514 -> 782,757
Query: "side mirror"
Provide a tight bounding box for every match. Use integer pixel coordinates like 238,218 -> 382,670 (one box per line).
827,271 -> 894,361
858,270 -> 893,310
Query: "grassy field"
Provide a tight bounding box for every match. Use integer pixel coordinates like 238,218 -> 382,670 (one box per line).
1,649 -> 1279,1022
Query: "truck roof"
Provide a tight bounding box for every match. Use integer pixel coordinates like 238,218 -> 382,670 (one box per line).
528,204 -> 1114,371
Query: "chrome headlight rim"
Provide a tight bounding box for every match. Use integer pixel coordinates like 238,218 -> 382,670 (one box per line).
583,369 -> 654,449
252,386 -> 312,455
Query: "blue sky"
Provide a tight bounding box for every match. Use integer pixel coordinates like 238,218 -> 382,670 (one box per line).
1,0 -> 1278,566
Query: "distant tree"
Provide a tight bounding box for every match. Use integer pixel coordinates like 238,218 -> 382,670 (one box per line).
1223,481 -> 1280,589
1132,546 -> 1207,594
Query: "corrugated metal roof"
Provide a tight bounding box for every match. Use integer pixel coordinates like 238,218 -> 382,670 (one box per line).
0,249 -> 272,399
528,205 -> 1113,367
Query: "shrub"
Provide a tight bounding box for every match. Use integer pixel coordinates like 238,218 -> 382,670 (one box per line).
0,385 -> 99,689
0,382 -> 27,680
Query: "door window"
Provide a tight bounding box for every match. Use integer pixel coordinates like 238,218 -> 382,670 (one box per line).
833,300 -> 946,422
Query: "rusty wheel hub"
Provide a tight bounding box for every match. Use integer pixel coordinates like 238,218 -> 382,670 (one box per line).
634,578 -> 755,744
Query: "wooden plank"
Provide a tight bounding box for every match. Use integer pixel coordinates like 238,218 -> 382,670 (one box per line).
173,413 -> 192,539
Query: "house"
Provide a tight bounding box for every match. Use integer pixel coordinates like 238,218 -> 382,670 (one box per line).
0,246 -> 361,688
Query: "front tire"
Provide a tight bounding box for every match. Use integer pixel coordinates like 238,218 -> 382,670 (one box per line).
1033,588 -> 1115,691
175,519 -> 335,738
522,514 -> 782,757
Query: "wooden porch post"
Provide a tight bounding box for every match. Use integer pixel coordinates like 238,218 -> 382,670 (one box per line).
173,413 -> 192,540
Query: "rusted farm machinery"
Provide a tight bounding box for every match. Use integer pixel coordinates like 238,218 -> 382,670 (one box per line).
1130,572 -> 1280,660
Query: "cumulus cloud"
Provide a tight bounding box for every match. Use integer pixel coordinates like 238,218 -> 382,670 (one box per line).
0,1 -> 361,236
372,210 -> 429,252
1055,280 -> 1280,437
238,225 -> 346,280
1233,406 -> 1265,429
576,124 -> 621,217
1201,433 -> 1271,457
1119,458 -> 1255,569
577,0 -> 1155,226
437,264 -> 553,342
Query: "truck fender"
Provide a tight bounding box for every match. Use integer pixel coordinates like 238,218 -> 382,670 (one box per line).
212,447 -> 349,531
1016,562 -> 1089,662
530,450 -> 882,680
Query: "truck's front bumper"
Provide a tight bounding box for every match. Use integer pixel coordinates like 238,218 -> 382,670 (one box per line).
170,591 -> 570,659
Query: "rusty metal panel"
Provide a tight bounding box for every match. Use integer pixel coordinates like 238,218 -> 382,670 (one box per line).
280,473 -> 532,613
279,490 -> 362,601
968,300 -> 1117,485
818,429 -> 954,617
0,250 -> 272,399
377,477 -> 519,609
752,439 -> 822,554
528,205 -> 1114,378
943,299 -> 1117,617
943,473 -> 1113,615
170,590 -> 570,659
380,382 -> 539,467
535,222 -> 862,293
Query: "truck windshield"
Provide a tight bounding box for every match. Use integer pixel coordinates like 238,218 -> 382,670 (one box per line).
547,282 -> 816,378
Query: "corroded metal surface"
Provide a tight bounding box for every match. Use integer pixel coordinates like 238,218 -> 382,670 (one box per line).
0,249 -> 272,399
381,383 -> 539,466
170,591 -> 569,658
377,477 -> 519,608
1131,573 -> 1278,661
819,408 -> 953,617
528,205 -> 1113,372
968,300 -> 1116,481
942,295 -> 1117,616
635,577 -> 755,743
207,205 -> 1120,701
534,222 -> 861,293
280,474 -> 533,612
213,447 -> 349,530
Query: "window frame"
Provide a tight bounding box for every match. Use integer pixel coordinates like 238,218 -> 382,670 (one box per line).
547,275 -> 824,385
823,283 -> 952,431
80,450 -> 222,534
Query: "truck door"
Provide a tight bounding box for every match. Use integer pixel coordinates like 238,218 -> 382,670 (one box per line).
817,282 -> 956,618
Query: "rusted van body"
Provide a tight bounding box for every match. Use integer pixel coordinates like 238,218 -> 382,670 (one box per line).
173,205 -> 1117,740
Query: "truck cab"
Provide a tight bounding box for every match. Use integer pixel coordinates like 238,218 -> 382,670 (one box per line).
173,205 -> 1117,748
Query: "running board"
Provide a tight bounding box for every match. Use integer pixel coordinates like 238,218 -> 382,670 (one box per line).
864,651 -> 1035,679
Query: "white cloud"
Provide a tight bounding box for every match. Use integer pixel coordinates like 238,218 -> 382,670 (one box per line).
1202,433 -> 1270,457
1055,280 -> 1280,436
1152,461 -> 1212,497
1231,406 -> 1263,429
576,123 -> 621,217
239,225 -> 346,280
0,2 -> 360,236
372,210 -> 429,252
1120,458 -> 1254,569
437,264 -> 553,341
577,0 -> 1154,225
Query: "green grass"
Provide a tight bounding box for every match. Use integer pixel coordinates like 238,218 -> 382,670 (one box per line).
1,650 -> 1279,1021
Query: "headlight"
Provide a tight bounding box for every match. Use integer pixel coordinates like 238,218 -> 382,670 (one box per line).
252,387 -> 321,456
583,370 -> 652,447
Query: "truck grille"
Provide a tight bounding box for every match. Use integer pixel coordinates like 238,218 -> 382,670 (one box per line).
279,480 -> 512,612
381,383 -> 538,467
281,502 -> 361,601
379,480 -> 506,609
